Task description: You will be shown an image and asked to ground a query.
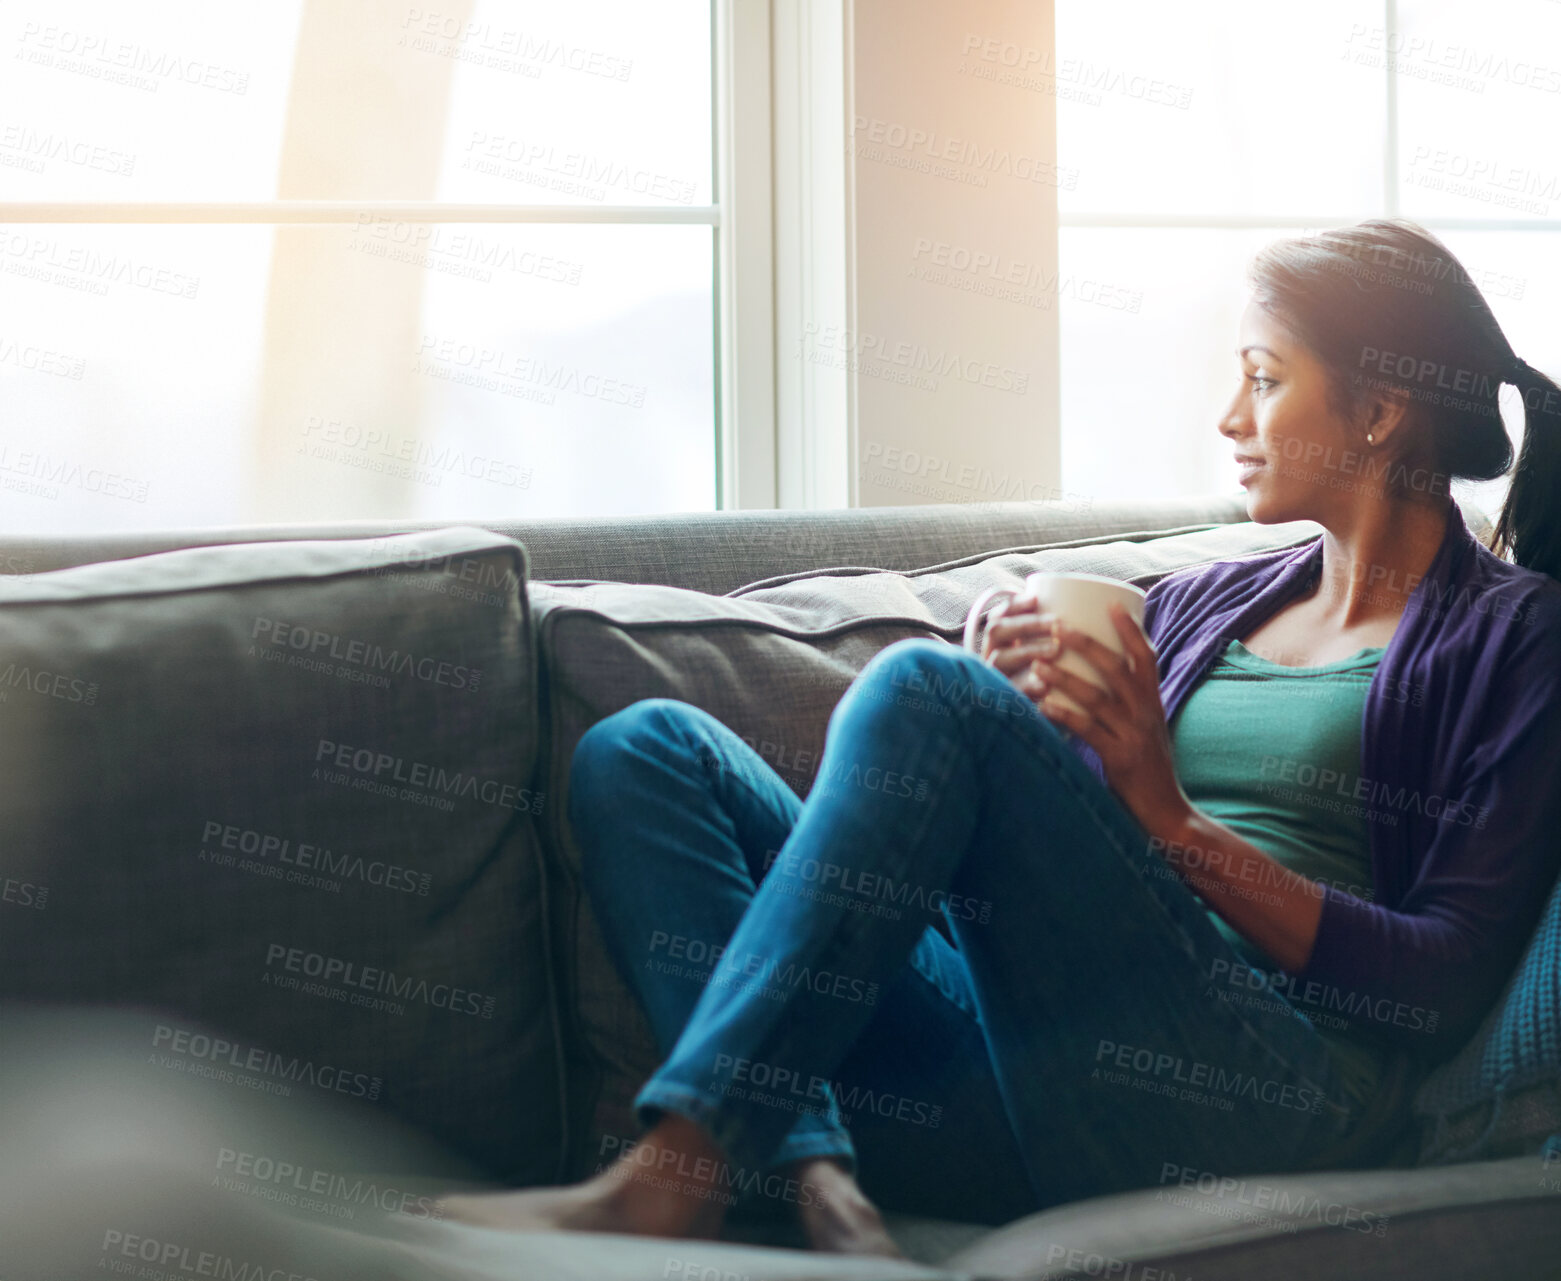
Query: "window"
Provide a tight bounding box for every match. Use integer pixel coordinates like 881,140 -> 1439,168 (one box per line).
1055,0 -> 1561,517
0,0 -> 728,534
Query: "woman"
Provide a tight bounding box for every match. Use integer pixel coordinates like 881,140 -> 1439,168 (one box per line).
440,220 -> 1561,1255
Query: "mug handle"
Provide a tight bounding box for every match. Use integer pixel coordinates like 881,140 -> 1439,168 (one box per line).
962,586 -> 1019,656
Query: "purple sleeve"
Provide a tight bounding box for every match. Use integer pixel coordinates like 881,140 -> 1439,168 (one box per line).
1296,620 -> 1561,1055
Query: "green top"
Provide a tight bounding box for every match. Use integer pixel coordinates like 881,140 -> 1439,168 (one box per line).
1169,638 -> 1388,1107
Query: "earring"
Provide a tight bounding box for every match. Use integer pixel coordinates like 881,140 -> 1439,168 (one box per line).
1366,433 -> 1375,445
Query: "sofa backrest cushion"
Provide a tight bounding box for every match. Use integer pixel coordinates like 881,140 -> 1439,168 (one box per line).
0,527 -> 564,1184
0,496 -> 1252,593
531,517 -> 1330,1176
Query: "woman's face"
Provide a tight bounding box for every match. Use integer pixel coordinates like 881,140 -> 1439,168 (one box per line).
1219,299 -> 1371,524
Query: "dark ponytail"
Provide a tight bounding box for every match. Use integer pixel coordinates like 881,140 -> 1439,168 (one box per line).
1248,218 -> 1561,581
1491,360 -> 1561,581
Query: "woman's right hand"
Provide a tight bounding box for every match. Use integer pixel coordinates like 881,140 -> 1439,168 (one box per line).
979,600 -> 1058,707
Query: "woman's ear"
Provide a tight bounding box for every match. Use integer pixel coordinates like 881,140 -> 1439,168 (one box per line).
1361,386 -> 1413,448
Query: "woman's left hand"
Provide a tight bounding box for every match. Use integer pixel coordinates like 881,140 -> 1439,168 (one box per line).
1030,604 -> 1192,839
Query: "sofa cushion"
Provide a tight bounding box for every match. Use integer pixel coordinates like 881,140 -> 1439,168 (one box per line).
937,1151 -> 1561,1280
7,1007 -> 1559,1281
0,527 -> 565,1184
531,516 -> 1330,1181
1413,862 -> 1561,1163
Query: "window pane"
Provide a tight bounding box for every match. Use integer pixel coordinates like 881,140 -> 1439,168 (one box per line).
0,223 -> 714,533
1395,0 -> 1561,220
0,0 -> 303,201
1059,226 -> 1309,503
0,0 -> 712,205
1056,0 -> 1383,216
433,0 -> 712,207
1431,227 -> 1561,519
1059,225 -> 1557,512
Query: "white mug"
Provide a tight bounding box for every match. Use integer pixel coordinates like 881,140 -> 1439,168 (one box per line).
962,572 -> 1148,716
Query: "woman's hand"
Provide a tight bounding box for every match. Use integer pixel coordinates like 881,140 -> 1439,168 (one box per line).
980,598 -> 1058,705
989,602 -> 1192,839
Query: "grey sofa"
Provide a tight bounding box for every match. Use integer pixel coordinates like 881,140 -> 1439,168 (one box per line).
2,493 -> 1558,1281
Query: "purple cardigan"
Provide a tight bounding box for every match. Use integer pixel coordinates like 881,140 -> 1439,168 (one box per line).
1139,502 -> 1561,1057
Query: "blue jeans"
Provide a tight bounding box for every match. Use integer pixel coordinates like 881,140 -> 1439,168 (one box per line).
569,639 -> 1368,1221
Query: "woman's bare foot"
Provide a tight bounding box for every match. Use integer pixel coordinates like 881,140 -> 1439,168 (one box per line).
434,1115 -> 734,1240
788,1157 -> 903,1257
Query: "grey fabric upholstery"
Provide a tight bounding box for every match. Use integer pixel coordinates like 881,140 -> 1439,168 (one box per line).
937,1150 -> 1561,1280
8,1007 -> 1559,1281
0,495 -> 1250,595
6,489 -> 1543,1281
0,528 -> 565,1184
533,518 -> 1328,1183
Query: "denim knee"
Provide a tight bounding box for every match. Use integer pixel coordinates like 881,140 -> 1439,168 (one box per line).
569,699 -> 697,862
853,638 -> 1035,723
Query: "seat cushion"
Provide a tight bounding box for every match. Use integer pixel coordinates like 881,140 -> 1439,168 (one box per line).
0,527 -> 564,1184
940,1151 -> 1561,1280
531,516 -> 1328,1183
1413,862 -> 1561,1163
7,1008 -> 1560,1281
